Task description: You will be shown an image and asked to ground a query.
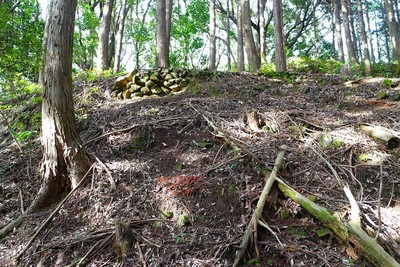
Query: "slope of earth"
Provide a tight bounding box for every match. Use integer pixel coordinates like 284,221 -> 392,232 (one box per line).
1,72 -> 400,266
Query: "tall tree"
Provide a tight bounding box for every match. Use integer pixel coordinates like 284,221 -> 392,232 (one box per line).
209,0 -> 216,69
356,0 -> 371,75
226,0 -> 231,70
341,0 -> 358,63
364,0 -> 375,63
273,0 -> 286,72
240,0 -> 260,71
31,0 -> 90,211
333,0 -> 345,61
113,0 -> 129,72
384,0 -> 400,62
237,0 -> 244,71
97,0 -> 114,70
156,0 -> 170,67
259,0 -> 266,64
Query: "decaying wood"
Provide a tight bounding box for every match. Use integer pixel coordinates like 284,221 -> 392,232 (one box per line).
359,124 -> 400,149
114,220 -> 133,260
233,145 -> 287,267
278,180 -> 400,267
246,110 -> 261,132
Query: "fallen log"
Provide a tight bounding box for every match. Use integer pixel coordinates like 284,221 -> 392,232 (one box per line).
359,124 -> 400,149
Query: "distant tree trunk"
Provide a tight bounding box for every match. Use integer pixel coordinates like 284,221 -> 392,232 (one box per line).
29,0 -> 90,212
166,0 -> 172,62
237,0 -> 244,72
156,0 -> 169,67
227,0 -> 231,70
356,0 -> 371,75
259,0 -> 266,64
341,0 -> 358,63
209,0 -> 216,70
348,0 -> 360,60
273,0 -> 286,72
333,0 -> 345,62
364,0 -> 375,63
114,0 -> 129,73
374,11 -> 381,61
241,0 -> 260,71
384,0 -> 400,62
97,0 -> 114,70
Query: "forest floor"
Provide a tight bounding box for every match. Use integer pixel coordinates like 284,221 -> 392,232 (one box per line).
1,71 -> 400,266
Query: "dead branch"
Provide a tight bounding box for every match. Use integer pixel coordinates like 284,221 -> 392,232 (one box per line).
233,145 -> 287,267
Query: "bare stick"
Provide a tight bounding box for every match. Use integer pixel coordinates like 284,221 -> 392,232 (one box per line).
375,162 -> 383,240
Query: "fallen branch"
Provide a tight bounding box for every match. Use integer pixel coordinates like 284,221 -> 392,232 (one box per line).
15,164 -> 95,261
233,145 -> 287,266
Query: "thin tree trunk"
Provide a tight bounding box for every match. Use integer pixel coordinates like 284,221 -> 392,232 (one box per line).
273,0 -> 286,72
356,0 -> 371,75
237,0 -> 244,72
113,0 -> 128,73
341,0 -> 358,63
384,0 -> 400,62
30,0 -> 89,212
241,0 -> 260,71
333,0 -> 345,62
349,0 -> 360,60
156,0 -> 169,67
166,0 -> 172,63
227,0 -> 231,70
209,0 -> 216,69
364,0 -> 375,63
259,0 -> 266,64
97,0 -> 114,70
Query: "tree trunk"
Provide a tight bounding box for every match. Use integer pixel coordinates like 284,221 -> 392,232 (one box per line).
364,0 -> 375,63
156,0 -> 169,67
236,0 -> 244,72
259,0 -> 266,64
227,0 -> 231,70
209,0 -> 216,70
349,0 -> 360,60
241,0 -> 260,72
97,0 -> 114,70
29,0 -> 90,212
384,0 -> 400,62
273,0 -> 286,72
341,0 -> 358,64
356,0 -> 371,75
333,0 -> 345,62
113,0 -> 129,73
166,0 -> 172,63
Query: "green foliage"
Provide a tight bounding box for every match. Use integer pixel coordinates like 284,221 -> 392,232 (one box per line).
0,1 -> 44,83
260,62 -> 276,75
287,57 -> 342,74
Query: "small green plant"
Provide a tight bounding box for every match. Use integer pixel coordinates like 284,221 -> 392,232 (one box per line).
260,62 -> 276,75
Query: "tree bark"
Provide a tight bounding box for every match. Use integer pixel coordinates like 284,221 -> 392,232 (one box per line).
113,0 -> 129,73
209,0 -> 216,70
240,0 -> 260,72
356,0 -> 371,75
156,0 -> 169,67
226,0 -> 231,70
364,0 -> 375,63
259,0 -> 266,64
273,0 -> 286,72
341,0 -> 358,64
97,0 -> 114,70
333,0 -> 345,62
236,0 -> 244,72
384,0 -> 400,62
29,0 -> 90,212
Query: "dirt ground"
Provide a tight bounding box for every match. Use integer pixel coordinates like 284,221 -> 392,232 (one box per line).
1,71 -> 400,266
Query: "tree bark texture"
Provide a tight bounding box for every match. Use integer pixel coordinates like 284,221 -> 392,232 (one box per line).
30,0 -> 89,212
166,0 -> 172,60
114,0 -> 129,73
341,0 -> 358,64
236,0 -> 244,72
364,0 -> 375,63
156,0 -> 170,67
356,0 -> 371,75
384,0 -> 400,62
240,0 -> 260,72
333,0 -> 345,62
97,0 -> 114,70
259,0 -> 266,64
209,0 -> 216,70
226,0 -> 231,70
273,0 -> 287,72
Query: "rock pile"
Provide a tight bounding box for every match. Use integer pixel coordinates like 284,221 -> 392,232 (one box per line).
111,68 -> 191,99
